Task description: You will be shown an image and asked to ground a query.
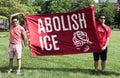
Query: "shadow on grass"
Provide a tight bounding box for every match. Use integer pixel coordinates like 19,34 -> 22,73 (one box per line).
39,67 -> 120,76
0,66 -> 17,73
0,66 -> 8,73
0,66 -> 120,76
20,67 -> 120,76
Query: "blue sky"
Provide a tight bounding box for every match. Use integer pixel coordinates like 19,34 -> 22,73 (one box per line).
94,0 -> 99,3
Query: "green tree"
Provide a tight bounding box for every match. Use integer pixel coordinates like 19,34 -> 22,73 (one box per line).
32,0 -> 46,14
114,9 -> 120,29
33,0 -> 73,14
20,0 -> 31,6
0,0 -> 41,26
71,0 -> 100,19
98,0 -> 115,26
0,0 -> 39,18
33,0 -> 99,14
20,0 -> 41,14
0,0 -> 27,17
50,0 -> 73,13
71,0 -> 95,10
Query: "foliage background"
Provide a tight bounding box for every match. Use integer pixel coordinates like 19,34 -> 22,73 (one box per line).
0,0 -> 118,26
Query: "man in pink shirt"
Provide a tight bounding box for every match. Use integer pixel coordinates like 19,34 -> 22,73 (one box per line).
7,13 -> 27,75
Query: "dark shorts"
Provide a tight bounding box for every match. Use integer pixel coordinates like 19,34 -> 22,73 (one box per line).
93,47 -> 108,61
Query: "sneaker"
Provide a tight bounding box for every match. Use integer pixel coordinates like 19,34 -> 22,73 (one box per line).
101,71 -> 106,75
92,70 -> 98,75
16,70 -> 21,75
93,70 -> 98,74
7,69 -> 13,74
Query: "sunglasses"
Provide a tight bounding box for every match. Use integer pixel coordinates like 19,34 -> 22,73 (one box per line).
100,18 -> 106,19
13,21 -> 18,22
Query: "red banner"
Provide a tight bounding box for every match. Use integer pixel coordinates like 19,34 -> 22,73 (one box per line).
24,6 -> 101,57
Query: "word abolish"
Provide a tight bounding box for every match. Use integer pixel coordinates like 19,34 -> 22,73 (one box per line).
38,13 -> 87,51
38,13 -> 87,34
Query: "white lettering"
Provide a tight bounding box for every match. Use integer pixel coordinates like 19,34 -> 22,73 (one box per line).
39,36 -> 44,50
45,18 -> 52,32
67,15 -> 72,31
53,16 -> 61,31
61,16 -> 69,31
38,13 -> 87,33
79,13 -> 87,29
51,35 -> 60,50
39,35 -> 59,51
44,36 -> 52,51
38,19 -> 46,34
71,14 -> 79,30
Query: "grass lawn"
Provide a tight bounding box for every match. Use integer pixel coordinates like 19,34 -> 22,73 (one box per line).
0,30 -> 120,78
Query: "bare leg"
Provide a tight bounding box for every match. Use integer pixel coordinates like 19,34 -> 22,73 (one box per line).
94,60 -> 98,71
101,60 -> 106,72
8,58 -> 13,74
9,58 -> 13,69
17,59 -> 21,72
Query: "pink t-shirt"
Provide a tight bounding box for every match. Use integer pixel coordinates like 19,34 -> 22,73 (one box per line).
9,25 -> 25,44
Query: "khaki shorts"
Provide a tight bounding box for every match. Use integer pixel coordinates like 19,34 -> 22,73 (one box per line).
8,43 -> 22,59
